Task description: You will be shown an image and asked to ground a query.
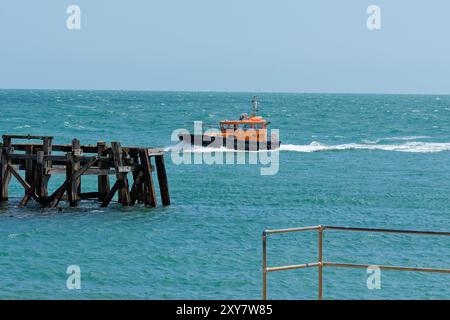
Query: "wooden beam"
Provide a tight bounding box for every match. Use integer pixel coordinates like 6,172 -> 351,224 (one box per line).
139,149 -> 157,207
2,136 -> 12,148
36,151 -> 46,200
24,145 -> 34,194
0,147 -> 9,202
66,152 -> 75,207
97,141 -> 110,202
19,175 -> 40,207
46,167 -> 114,175
155,154 -> 170,206
130,171 -> 143,206
72,156 -> 98,181
38,137 -> 52,201
147,148 -> 165,156
100,180 -> 120,207
3,134 -> 53,140
47,180 -> 69,208
130,150 -> 142,204
111,142 -> 131,206
7,163 -> 34,196
71,139 -> 81,205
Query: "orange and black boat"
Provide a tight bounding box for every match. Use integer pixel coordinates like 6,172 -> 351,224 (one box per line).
179,97 -> 280,150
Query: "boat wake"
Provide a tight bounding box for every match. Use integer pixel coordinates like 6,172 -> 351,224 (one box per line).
166,140 -> 450,154
280,141 -> 450,153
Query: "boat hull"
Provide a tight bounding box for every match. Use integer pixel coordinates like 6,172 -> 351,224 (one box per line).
178,134 -> 280,151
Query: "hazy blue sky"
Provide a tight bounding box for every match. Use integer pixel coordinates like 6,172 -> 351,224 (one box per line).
0,1 -> 449,93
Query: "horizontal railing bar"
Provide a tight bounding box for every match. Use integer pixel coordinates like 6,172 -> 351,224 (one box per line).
267,262 -> 320,272
323,262 -> 450,274
323,226 -> 450,236
264,225 -> 321,235
264,225 -> 450,237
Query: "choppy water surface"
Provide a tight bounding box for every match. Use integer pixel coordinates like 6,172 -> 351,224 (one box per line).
0,90 -> 449,299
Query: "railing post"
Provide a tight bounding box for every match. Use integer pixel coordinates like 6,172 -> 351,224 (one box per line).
318,225 -> 324,300
262,231 -> 268,300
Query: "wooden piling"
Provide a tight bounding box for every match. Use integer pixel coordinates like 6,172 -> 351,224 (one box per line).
38,137 -> 52,201
139,149 -> 157,207
111,142 -> 131,206
97,141 -> 110,202
155,154 -> 171,206
36,151 -> 45,201
0,147 -> 9,202
0,136 -> 12,202
66,152 -> 76,207
71,139 -> 81,205
24,145 -> 34,191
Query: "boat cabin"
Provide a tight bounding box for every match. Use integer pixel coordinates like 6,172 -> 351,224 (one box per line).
218,116 -> 269,142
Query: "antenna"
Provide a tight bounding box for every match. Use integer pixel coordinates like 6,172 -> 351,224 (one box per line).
251,96 -> 258,116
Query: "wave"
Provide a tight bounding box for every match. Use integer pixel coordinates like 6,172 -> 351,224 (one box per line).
281,141 -> 450,153
362,136 -> 431,144
165,140 -> 450,154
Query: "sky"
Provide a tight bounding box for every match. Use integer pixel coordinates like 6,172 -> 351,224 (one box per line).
0,0 -> 449,94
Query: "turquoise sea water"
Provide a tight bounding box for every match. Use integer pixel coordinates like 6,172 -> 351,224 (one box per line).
0,90 -> 449,299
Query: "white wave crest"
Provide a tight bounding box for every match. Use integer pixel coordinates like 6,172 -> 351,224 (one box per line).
362,136 -> 431,144
281,141 -> 450,153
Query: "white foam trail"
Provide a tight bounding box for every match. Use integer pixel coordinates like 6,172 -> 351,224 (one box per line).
362,136 -> 431,144
281,141 -> 450,153
165,140 -> 450,154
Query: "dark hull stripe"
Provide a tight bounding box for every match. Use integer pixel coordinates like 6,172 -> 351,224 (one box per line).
179,134 -> 280,151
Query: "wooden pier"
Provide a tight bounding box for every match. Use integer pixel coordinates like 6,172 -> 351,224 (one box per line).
0,135 -> 170,208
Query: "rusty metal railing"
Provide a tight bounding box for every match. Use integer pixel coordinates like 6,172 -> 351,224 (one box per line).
262,225 -> 450,300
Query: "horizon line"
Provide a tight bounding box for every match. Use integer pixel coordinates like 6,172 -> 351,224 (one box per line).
1,87 -> 449,96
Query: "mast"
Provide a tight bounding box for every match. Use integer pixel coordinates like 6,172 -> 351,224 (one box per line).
251,96 -> 258,116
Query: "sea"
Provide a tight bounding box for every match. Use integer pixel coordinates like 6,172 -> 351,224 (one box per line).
0,89 -> 449,299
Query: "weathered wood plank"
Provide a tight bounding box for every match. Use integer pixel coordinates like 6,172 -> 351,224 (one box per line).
46,167 -> 114,175
2,136 -> 12,148
66,153 -> 75,206
130,151 -> 143,204
71,139 -> 81,205
7,163 -> 32,194
97,142 -> 110,202
0,147 -> 8,201
111,142 -> 131,206
139,149 -> 157,207
39,137 -> 52,201
100,180 -> 120,207
155,154 -> 170,206
19,174 -> 40,207
36,151 -> 46,200
130,171 -> 143,206
24,145 -> 34,194
72,156 -> 98,181
47,180 -> 69,208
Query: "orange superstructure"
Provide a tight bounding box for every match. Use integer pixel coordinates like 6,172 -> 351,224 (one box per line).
212,116 -> 269,142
